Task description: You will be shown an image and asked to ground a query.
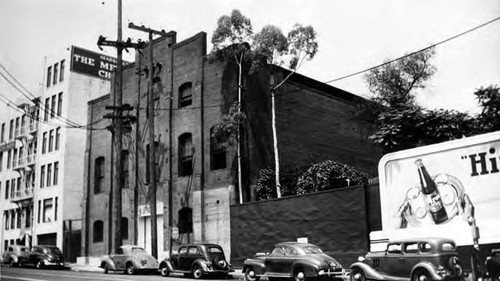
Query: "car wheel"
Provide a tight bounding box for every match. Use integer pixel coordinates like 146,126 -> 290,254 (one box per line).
350,267 -> 366,281
9,259 -> 16,267
192,264 -> 204,279
160,264 -> 170,277
36,260 -> 44,269
412,269 -> 431,281
125,263 -> 135,275
293,269 -> 306,281
244,267 -> 260,281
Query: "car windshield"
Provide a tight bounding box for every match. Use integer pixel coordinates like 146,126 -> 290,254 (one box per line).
441,242 -> 456,252
302,245 -> 323,254
132,247 -> 148,254
43,247 -> 61,255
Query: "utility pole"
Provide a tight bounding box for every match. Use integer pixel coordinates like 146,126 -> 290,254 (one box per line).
98,0 -> 143,254
128,22 -> 167,259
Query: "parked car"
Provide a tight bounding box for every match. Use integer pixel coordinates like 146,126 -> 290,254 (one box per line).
159,243 -> 232,279
484,249 -> 500,281
243,242 -> 345,281
100,245 -> 159,275
20,245 -> 65,269
350,238 -> 464,281
2,245 -> 29,267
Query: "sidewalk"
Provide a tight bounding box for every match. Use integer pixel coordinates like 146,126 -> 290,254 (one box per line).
67,262 -> 104,273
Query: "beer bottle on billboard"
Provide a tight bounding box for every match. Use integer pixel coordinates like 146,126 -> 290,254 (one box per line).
415,159 -> 448,224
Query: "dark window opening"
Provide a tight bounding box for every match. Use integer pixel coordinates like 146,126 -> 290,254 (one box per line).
95,157 -> 105,194
179,82 -> 193,107
93,220 -> 103,242
210,127 -> 226,170
122,150 -> 129,188
178,133 -> 193,177
178,207 -> 193,234
121,217 -> 128,240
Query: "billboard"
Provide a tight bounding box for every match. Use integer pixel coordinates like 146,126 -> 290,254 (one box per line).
374,131 -> 500,246
70,46 -> 125,80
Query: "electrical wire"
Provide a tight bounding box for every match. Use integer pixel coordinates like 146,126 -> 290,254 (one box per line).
324,16 -> 500,84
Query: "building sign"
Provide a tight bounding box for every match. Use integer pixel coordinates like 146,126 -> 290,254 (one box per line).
138,202 -> 163,217
70,46 -> 127,80
374,132 -> 500,246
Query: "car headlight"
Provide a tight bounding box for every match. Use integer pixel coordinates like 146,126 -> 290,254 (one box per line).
357,256 -> 365,262
205,261 -> 212,268
329,262 -> 337,269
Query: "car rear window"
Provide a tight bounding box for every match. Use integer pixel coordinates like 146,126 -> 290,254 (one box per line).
442,242 -> 456,252
208,247 -> 222,253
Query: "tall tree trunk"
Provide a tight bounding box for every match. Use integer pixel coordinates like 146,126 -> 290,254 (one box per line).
270,70 -> 281,198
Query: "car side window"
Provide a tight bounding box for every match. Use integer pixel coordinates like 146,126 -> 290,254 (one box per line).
387,243 -> 402,254
404,243 -> 418,254
271,247 -> 285,256
284,247 -> 297,256
179,247 -> 187,254
188,246 -> 200,255
419,243 -> 432,253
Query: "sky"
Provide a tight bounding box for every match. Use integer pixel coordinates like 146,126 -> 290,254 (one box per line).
0,0 -> 499,114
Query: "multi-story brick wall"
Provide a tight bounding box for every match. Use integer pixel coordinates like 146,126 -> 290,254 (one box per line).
82,30 -> 382,259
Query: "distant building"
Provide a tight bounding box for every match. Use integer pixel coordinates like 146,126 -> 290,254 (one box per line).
82,31 -> 382,261
0,46 -> 119,262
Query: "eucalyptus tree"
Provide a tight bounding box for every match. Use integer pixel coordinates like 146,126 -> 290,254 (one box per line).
210,10 -> 318,200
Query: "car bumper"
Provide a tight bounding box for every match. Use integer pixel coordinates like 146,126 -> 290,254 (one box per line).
44,261 -> 65,267
319,268 -> 346,277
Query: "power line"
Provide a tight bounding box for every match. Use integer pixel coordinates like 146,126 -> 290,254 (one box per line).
0,62 -> 83,128
324,16 -> 500,84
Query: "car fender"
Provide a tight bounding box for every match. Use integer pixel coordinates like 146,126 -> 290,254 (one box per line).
350,262 -> 388,280
193,258 -> 211,271
291,260 -> 320,277
159,259 -> 175,271
411,262 -> 443,280
100,256 -> 117,270
243,258 -> 266,275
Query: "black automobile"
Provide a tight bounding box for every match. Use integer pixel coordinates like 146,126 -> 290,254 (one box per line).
21,245 -> 65,269
350,238 -> 464,281
243,242 -> 345,281
485,249 -> 500,281
159,243 -> 232,279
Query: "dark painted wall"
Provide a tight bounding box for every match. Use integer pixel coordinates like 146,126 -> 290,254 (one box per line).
230,185 -> 370,267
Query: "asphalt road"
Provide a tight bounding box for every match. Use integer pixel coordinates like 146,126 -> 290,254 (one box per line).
0,265 -> 239,281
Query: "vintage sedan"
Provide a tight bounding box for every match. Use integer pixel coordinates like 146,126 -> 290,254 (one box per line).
159,243 -> 232,279
484,249 -> 500,280
243,242 -> 345,281
2,245 -> 29,267
21,245 -> 65,269
350,238 -> 464,281
100,245 -> 159,275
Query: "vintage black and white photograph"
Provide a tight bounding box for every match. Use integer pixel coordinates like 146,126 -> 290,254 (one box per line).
0,1 -> 499,281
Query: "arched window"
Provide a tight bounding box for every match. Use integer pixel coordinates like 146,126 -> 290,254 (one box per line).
210,127 -> 226,170
178,133 -> 193,177
179,82 -> 193,107
121,217 -> 128,240
93,220 -> 103,242
94,157 -> 105,194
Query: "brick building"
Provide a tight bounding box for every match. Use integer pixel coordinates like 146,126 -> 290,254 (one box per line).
81,30 -> 381,261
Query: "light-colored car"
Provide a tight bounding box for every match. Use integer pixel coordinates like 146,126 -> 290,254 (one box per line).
243,242 -> 345,281
2,245 -> 29,267
100,245 -> 159,275
350,238 -> 464,281
159,243 -> 232,279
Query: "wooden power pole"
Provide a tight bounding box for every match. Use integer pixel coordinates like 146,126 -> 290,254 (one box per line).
128,22 -> 167,259
98,0 -> 143,254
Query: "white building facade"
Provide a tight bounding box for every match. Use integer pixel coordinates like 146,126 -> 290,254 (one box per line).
0,46 -> 117,261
